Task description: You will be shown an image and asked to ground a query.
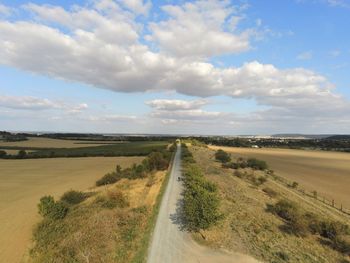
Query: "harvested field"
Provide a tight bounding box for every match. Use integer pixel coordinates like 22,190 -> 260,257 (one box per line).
0,156 -> 143,263
209,146 -> 350,209
0,137 -> 115,148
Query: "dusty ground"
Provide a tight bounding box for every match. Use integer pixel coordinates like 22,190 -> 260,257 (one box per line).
0,156 -> 143,263
0,137 -> 116,148
209,146 -> 350,209
192,146 -> 350,263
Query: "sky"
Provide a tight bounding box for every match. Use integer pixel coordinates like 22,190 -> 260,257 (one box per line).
0,0 -> 349,135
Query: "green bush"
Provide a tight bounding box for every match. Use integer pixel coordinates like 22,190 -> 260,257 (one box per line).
247,158 -> 268,170
60,190 -> 86,205
183,183 -> 222,231
38,196 -> 56,217
49,202 -> 69,220
215,149 -> 231,163
182,162 -> 222,231
37,196 -> 68,220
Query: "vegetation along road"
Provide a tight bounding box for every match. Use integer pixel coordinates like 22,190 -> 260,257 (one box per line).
147,144 -> 260,263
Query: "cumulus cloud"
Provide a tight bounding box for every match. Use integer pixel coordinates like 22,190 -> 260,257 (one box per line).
0,0 -> 349,132
147,98 -> 228,124
0,94 -> 88,113
147,0 -> 251,58
146,99 -> 209,110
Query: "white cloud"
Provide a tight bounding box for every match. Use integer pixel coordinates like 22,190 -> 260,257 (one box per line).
146,99 -> 209,110
0,4 -> 11,16
0,0 -> 349,133
148,0 -> 252,58
297,51 -> 313,60
117,0 -> 151,15
0,95 -> 88,113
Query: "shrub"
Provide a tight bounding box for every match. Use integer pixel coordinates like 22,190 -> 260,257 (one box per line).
333,236 -> 350,255
38,196 -> 56,217
269,199 -> 299,222
263,187 -> 278,198
0,150 -> 6,158
290,181 -> 299,189
49,202 -> 69,220
288,214 -> 310,237
320,220 -> 349,240
38,196 -> 68,220
96,172 -> 119,186
96,191 -> 129,209
183,184 -> 222,231
215,149 -> 231,163
60,190 -> 86,205
256,176 -> 267,186
247,158 -> 268,170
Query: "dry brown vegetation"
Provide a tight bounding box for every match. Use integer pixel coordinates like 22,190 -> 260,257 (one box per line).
209,145 -> 350,209
0,156 -> 144,263
191,146 -> 350,263
29,170 -> 166,263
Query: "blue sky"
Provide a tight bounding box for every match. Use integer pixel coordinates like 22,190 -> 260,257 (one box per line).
0,0 -> 349,134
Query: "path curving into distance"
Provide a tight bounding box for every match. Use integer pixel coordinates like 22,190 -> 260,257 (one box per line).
147,144 -> 260,263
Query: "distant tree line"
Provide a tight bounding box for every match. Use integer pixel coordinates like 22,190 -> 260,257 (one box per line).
195,137 -> 350,152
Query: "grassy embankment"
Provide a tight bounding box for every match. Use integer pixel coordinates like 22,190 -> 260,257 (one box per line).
189,146 -> 350,263
29,145 -> 176,263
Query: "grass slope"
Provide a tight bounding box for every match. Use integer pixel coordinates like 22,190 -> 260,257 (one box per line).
191,146 -> 350,263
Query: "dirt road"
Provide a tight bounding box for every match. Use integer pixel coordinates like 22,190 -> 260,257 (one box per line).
147,145 -> 260,263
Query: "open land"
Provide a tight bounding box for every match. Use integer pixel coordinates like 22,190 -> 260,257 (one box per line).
192,146 -> 350,263
0,137 -> 115,148
209,146 -> 350,209
0,156 -> 144,263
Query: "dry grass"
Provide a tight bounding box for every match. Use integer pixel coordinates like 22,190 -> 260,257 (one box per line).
0,137 -> 115,148
0,156 -> 144,263
209,145 -> 350,209
192,146 -> 350,263
29,170 -> 166,263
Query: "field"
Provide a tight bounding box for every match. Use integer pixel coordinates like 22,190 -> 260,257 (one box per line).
0,137 -> 114,148
191,146 -> 350,263
0,156 -> 144,263
0,137 -> 168,158
209,146 -> 350,209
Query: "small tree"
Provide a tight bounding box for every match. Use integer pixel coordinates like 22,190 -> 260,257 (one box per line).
215,149 -> 231,163
0,150 -> 6,158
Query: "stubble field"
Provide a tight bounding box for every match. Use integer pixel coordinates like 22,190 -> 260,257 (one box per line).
209,145 -> 350,209
0,156 -> 144,263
